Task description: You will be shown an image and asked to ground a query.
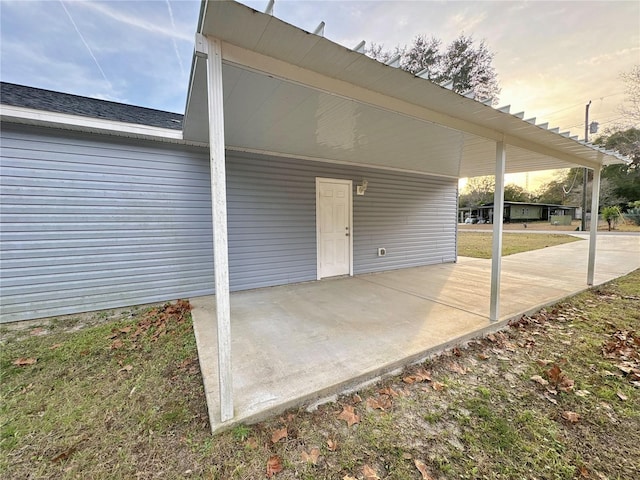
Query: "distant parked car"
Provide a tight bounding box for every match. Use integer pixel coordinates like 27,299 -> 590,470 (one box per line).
464,216 -> 478,224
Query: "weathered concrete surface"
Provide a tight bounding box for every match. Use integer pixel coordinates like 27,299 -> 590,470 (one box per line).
191,234 -> 639,432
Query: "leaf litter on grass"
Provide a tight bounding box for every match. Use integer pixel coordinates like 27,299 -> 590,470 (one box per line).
2,272 -> 640,479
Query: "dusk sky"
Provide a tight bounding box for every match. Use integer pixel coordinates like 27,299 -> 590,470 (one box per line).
1,0 -> 638,187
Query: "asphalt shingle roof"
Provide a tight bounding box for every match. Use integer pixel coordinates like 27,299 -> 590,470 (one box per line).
0,82 -> 184,130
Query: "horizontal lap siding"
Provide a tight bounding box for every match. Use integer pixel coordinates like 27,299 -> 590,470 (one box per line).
0,125 -> 214,323
226,153 -> 457,286
0,127 -> 457,323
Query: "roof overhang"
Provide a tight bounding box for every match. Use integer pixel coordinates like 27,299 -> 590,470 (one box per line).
0,104 -> 205,146
184,0 -> 629,178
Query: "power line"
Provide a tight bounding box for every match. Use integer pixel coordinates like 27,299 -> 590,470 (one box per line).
542,92 -> 626,118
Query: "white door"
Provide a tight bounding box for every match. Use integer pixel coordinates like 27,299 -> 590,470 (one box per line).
316,178 -> 352,279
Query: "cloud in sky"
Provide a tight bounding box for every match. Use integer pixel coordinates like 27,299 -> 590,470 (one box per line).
1,0 -> 638,138
0,0 -> 200,112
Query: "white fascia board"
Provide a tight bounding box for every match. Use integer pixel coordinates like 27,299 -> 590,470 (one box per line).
226,145 -> 460,180
0,105 -> 184,141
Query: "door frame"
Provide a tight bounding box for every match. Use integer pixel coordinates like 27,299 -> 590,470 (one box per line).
315,177 -> 353,280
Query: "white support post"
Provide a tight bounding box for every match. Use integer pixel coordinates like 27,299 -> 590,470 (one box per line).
205,37 -> 233,422
490,141 -> 506,321
587,166 -> 601,285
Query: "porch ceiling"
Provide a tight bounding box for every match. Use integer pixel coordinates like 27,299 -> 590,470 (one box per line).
183,0 -> 629,178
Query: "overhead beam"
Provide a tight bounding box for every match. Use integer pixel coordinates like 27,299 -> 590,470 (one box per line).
490,141 -> 506,321
588,165 -> 602,285
205,36 -> 234,423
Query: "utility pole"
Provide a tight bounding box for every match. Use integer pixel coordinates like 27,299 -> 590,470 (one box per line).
581,101 -> 591,232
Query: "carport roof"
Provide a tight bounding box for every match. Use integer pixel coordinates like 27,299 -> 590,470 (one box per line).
184,0 -> 628,178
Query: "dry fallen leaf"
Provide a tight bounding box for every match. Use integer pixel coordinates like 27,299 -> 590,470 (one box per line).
266,455 -> 283,477
343,476 -> 357,480
337,405 -> 360,427
352,393 -> 362,404
366,395 -> 392,411
477,352 -> 489,360
51,446 -> 77,463
362,464 -> 380,480
49,343 -> 63,350
327,438 -> 338,451
414,459 -> 434,480
379,386 -> 399,397
562,411 -> 580,423
118,365 -> 133,373
13,357 -> 37,366
530,375 -> 549,386
578,465 -> 590,478
301,447 -> 321,465
271,427 -> 288,444
246,437 -> 258,449
616,391 -> 628,401
447,361 -> 467,374
110,339 -> 124,350
432,381 -> 445,391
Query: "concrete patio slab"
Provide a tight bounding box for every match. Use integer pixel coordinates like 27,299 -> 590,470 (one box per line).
191,233 -> 639,432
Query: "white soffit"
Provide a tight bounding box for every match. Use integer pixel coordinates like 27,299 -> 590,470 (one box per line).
184,0 -> 629,177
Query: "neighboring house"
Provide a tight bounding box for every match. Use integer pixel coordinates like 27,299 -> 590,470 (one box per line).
459,202 -> 578,223
0,0 -> 627,325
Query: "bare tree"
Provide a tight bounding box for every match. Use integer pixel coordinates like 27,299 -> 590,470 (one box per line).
620,65 -> 640,126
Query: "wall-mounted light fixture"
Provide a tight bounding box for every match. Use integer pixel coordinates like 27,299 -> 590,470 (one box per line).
356,179 -> 368,196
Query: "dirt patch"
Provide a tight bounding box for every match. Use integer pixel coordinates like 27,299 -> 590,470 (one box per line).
0,301 -> 168,344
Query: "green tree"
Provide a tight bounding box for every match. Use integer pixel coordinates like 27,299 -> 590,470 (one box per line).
533,176 -> 569,205
366,34 -> 500,102
439,35 -> 500,102
594,128 -> 640,204
400,35 -> 442,78
503,183 -> 530,202
601,206 -> 622,231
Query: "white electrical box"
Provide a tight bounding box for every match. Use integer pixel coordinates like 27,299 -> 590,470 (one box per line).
377,247 -> 386,257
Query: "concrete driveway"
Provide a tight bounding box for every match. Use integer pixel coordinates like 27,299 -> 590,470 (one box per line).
191,233 -> 639,432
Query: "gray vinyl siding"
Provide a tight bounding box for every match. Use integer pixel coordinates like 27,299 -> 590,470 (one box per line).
0,125 -> 214,323
226,152 -> 457,288
0,126 -> 457,323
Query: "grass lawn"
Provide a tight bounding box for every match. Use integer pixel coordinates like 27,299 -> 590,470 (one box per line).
458,232 -> 583,258
2,272 -> 639,479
